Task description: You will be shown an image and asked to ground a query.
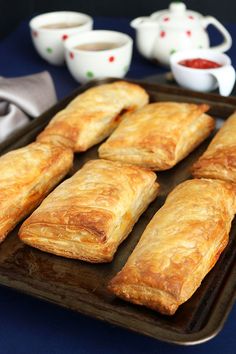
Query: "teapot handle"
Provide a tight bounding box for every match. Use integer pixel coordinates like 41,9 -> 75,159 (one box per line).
202,16 -> 232,52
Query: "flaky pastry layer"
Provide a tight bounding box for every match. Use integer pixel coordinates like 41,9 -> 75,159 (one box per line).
192,112 -> 236,183
37,81 -> 149,152
109,179 -> 236,315
0,142 -> 73,242
19,159 -> 159,262
99,102 -> 215,170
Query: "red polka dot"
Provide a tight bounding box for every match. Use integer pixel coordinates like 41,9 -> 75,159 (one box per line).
188,15 -> 194,19
109,56 -> 115,62
160,31 -> 166,38
32,30 -> 38,37
69,52 -> 74,59
186,30 -> 192,37
62,34 -> 68,41
163,17 -> 170,22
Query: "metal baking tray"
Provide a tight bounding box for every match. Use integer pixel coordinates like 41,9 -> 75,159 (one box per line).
0,79 -> 236,345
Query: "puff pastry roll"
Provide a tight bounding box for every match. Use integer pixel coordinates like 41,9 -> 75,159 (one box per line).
109,179 -> 236,315
19,159 -> 159,262
192,112 -> 236,183
0,142 -> 73,243
37,81 -> 149,152
99,102 -> 215,170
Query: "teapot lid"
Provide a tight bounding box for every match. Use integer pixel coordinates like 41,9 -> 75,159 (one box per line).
151,2 -> 203,28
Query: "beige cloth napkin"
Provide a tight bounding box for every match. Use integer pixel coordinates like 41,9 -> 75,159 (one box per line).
0,71 -> 57,143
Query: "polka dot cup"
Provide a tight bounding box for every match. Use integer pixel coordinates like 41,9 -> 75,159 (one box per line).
64,30 -> 133,83
30,11 -> 93,65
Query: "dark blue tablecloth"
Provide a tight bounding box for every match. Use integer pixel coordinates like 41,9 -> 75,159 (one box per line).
0,16 -> 236,354
0,16 -> 168,100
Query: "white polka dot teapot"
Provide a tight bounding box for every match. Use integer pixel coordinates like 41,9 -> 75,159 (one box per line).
131,1 -> 232,66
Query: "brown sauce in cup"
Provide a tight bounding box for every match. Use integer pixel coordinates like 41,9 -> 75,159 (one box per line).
74,42 -> 122,51
40,22 -> 83,29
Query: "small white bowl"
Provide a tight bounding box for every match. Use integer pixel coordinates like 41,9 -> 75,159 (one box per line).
170,49 -> 236,96
64,30 -> 133,83
30,11 -> 93,65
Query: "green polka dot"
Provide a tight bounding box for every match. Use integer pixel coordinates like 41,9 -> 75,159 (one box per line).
170,49 -> 177,55
46,47 -> 53,54
198,45 -> 203,48
123,65 -> 129,73
86,71 -> 94,79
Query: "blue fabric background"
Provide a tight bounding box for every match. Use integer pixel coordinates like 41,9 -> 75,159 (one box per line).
0,17 -> 236,354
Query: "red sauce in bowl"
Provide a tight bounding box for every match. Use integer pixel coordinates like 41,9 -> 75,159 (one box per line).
179,58 -> 222,69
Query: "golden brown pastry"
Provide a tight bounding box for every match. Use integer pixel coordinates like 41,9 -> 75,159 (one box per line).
0,142 -> 73,243
37,81 -> 149,152
99,102 -> 215,170
19,159 -> 159,262
109,179 -> 236,315
192,112 -> 236,183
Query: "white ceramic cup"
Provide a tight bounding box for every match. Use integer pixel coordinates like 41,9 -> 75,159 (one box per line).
30,11 -> 93,65
64,30 -> 133,83
170,49 -> 236,96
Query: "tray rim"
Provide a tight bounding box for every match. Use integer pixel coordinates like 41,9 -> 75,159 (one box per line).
1,78 -> 236,345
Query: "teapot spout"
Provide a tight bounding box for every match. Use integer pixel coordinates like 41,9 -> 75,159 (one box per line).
130,17 -> 159,59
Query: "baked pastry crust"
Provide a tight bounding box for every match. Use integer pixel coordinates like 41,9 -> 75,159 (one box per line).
108,179 -> 236,315
19,159 -> 159,263
192,112 -> 236,182
0,142 -> 73,243
37,81 -> 149,152
99,102 -> 215,170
